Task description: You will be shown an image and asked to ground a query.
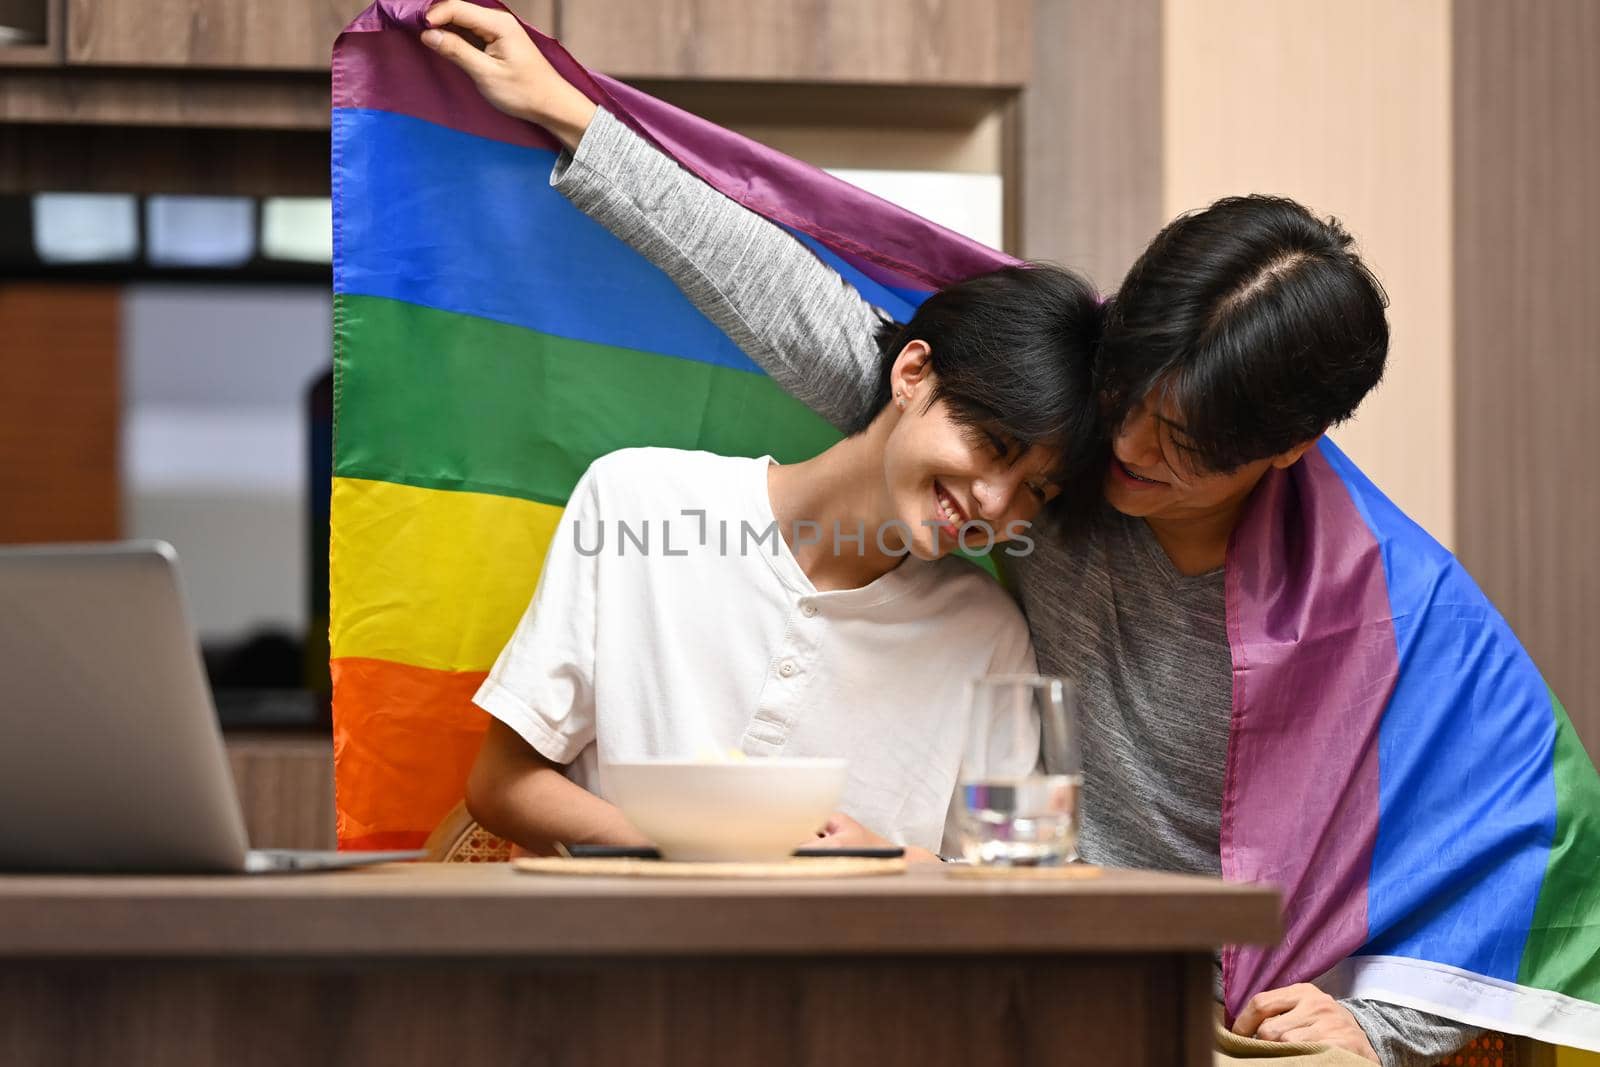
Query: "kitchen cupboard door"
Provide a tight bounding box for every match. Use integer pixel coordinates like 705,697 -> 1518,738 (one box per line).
0,0 -> 64,65
0,284 -> 120,544
65,0 -> 555,69
559,0 -> 1031,87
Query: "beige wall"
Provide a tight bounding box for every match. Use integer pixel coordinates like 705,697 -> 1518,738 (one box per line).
1162,0 -> 1454,545
728,116 -> 1002,176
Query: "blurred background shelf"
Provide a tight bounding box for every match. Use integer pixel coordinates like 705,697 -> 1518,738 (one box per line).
0,0 -> 60,65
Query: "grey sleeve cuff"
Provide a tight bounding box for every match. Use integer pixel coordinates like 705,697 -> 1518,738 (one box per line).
549,107 -> 888,432
550,104 -> 672,195
1342,998 -> 1481,1067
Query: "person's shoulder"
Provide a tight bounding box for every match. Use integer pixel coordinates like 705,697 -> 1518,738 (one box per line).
923,557 -> 1027,625
914,557 -> 1033,667
581,447 -> 761,507
586,447 -> 750,482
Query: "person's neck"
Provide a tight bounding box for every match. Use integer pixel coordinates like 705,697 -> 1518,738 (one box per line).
1143,497 -> 1249,577
767,427 -> 907,592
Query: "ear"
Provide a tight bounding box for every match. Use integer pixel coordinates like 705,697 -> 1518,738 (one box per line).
1270,434 -> 1323,470
889,339 -> 933,397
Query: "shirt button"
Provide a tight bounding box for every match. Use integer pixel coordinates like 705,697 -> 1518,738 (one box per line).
801,603 -> 818,618
778,659 -> 797,677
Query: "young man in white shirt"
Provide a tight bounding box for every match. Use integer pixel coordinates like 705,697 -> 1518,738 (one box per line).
414,3 -> 1108,865
465,259 -> 1104,862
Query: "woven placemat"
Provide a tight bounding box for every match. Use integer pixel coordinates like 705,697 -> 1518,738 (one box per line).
513,856 -> 908,879
945,863 -> 1103,880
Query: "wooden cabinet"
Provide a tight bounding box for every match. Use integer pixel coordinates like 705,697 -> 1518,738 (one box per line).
224,734 -> 336,851
52,0 -> 1017,81
560,0 -> 1031,87
0,0 -> 62,64
0,284 -> 120,544
67,0 -> 361,69
63,0 -> 554,70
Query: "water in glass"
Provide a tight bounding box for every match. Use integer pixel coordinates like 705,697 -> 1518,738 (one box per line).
956,674 -> 1082,866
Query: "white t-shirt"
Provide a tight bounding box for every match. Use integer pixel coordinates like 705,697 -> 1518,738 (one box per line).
474,447 -> 1038,852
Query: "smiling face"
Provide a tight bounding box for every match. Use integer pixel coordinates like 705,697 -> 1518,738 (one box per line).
1102,390 -> 1313,524
881,343 -> 1064,560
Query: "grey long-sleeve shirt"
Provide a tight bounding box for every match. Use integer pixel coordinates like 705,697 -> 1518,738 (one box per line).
549,106 -> 1478,1067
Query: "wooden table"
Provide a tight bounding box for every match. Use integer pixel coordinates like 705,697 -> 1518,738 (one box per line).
0,863 -> 1278,1067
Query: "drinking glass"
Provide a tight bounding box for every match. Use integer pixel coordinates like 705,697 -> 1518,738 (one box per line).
955,674 -> 1082,866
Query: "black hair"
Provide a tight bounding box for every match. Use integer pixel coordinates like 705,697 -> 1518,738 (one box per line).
1098,195 -> 1390,475
848,264 -> 1108,513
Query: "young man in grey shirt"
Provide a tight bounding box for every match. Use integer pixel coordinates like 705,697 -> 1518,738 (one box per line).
422,5 -> 1479,1063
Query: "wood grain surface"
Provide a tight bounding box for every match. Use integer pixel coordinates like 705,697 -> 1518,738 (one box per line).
0,953 -> 1203,1067
0,70 -> 333,128
225,734 -> 337,851
0,283 -> 120,544
1017,0 -> 1163,291
559,0 -> 1030,86
0,124 -> 331,195
0,862 -> 1280,958
62,0 -> 555,69
0,0 -> 62,65
1453,0 -> 1600,753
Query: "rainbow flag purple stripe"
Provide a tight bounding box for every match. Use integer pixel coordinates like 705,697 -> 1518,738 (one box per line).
1225,438 -> 1600,1048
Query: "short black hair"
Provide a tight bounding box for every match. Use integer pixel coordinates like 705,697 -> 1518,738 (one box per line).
849,264 -> 1107,509
1098,195 -> 1390,474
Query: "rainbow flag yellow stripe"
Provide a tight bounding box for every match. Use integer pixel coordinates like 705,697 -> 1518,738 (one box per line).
329,478 -> 562,673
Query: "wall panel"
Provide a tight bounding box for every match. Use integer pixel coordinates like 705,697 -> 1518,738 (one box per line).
1162,0 -> 1454,546
1454,0 -> 1600,749
1018,0 -> 1163,290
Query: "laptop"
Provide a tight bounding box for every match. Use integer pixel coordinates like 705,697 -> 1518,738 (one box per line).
0,540 -> 423,873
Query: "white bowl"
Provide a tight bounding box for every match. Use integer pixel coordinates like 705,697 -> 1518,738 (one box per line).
603,758 -> 849,862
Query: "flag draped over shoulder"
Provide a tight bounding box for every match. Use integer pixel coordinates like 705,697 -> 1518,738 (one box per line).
330,0 -> 1600,1050
328,0 -> 1011,852
1224,440 -> 1600,1049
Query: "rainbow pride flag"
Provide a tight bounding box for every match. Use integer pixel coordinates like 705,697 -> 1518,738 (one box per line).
331,0 -> 1599,1050
1224,440 -> 1599,1048
329,0 -> 1008,852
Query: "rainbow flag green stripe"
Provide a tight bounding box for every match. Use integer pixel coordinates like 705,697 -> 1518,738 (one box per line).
1518,691 -> 1600,998
334,294 -> 839,507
